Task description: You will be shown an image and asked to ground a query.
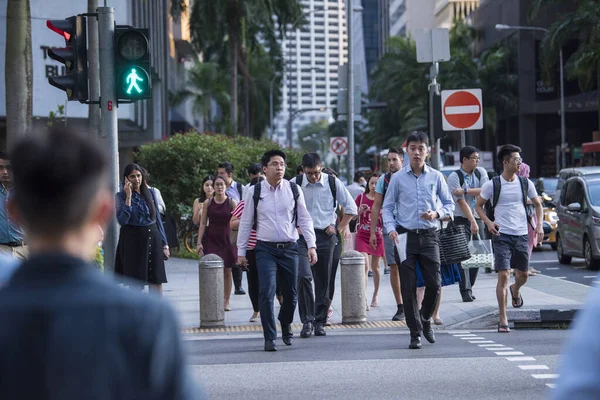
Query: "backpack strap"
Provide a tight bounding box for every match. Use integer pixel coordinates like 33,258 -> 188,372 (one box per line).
474,168 -> 481,181
290,181 -> 300,227
236,182 -> 243,201
295,175 -> 303,185
328,174 -> 337,209
382,172 -> 393,197
454,169 -> 465,187
519,176 -> 536,229
252,183 -> 261,231
492,176 -> 501,207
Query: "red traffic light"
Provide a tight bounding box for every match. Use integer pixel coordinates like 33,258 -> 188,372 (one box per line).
46,19 -> 72,41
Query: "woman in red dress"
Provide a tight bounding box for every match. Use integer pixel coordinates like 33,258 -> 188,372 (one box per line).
353,173 -> 385,309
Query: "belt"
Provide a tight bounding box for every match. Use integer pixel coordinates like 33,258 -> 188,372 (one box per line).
257,241 -> 296,249
397,226 -> 437,235
0,240 -> 25,247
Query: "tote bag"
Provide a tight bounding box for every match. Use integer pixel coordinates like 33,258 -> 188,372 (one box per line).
437,222 -> 471,265
462,234 -> 494,269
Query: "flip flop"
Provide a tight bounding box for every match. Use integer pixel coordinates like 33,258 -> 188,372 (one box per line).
498,323 -> 510,333
509,284 -> 524,308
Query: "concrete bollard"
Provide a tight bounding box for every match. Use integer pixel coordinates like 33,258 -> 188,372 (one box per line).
340,250 -> 367,324
198,254 -> 225,328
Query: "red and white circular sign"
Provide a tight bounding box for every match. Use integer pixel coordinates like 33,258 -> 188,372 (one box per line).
330,137 -> 348,156
441,89 -> 483,131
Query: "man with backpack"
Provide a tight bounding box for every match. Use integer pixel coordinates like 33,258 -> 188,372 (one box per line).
218,161 -> 245,295
369,147 -> 406,321
475,144 -> 543,333
447,146 -> 489,302
295,153 -> 357,338
237,150 -> 317,351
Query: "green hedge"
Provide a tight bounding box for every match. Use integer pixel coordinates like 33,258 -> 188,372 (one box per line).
134,131 -> 303,219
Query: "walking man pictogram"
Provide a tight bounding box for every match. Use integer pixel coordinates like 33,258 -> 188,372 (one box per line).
126,68 -> 143,94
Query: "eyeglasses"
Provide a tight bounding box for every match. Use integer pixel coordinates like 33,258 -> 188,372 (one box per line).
469,156 -> 480,161
304,170 -> 321,177
268,162 -> 287,168
512,157 -> 523,164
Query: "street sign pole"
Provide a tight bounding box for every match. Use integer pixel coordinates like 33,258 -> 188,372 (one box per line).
346,1 -> 355,183
460,130 -> 466,148
98,7 -> 119,273
429,62 -> 441,169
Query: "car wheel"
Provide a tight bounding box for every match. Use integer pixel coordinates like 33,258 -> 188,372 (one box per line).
557,234 -> 572,265
584,237 -> 600,270
550,242 -> 557,250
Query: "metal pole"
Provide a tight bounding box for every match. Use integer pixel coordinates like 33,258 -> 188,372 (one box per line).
428,62 -> 440,169
347,0 -> 355,182
98,7 -> 119,273
559,48 -> 566,169
460,130 -> 466,148
269,79 -> 274,139
88,0 -> 100,137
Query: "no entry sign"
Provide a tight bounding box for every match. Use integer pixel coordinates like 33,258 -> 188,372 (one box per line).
441,89 -> 483,131
330,137 -> 348,156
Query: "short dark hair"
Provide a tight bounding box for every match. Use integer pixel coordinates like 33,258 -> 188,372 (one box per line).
497,144 -> 521,164
460,146 -> 479,164
9,128 -> 108,236
247,163 -> 262,176
353,171 -> 365,183
296,164 -> 304,175
405,131 -> 429,147
0,151 -> 8,161
250,176 -> 265,186
388,147 -> 404,156
218,161 -> 234,175
302,153 -> 322,169
261,149 -> 287,167
323,167 -> 338,177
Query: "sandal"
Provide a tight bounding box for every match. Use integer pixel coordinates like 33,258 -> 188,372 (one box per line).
371,295 -> 379,307
224,305 -> 231,312
249,312 -> 259,322
509,284 -> 524,308
498,323 -> 510,333
433,317 -> 443,325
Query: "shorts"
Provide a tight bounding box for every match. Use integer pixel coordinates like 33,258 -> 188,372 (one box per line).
384,233 -> 406,266
492,233 -> 529,272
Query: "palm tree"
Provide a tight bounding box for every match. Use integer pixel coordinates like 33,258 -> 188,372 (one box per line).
5,0 -> 32,149
531,0 -> 600,128
170,62 -> 230,131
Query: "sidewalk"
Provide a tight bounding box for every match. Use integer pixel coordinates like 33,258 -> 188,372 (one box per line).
163,257 -> 591,332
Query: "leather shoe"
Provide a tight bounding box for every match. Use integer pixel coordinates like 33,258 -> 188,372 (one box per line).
461,292 -> 474,302
409,336 -> 422,349
314,323 -> 326,336
282,325 -> 293,346
264,340 -> 277,352
300,322 -> 313,338
392,306 -> 405,321
235,287 -> 246,295
422,320 -> 435,344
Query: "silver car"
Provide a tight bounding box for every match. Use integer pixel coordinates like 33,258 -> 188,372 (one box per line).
555,166 -> 600,205
556,175 -> 600,270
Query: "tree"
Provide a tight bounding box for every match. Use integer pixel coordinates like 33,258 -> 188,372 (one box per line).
531,0 -> 600,129
297,120 -> 329,154
170,62 -> 231,131
5,0 -> 33,149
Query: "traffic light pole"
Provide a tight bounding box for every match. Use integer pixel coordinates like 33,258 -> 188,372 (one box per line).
428,62 -> 441,170
98,7 -> 119,273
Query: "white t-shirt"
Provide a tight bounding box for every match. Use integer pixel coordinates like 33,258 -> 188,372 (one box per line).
480,175 -> 537,236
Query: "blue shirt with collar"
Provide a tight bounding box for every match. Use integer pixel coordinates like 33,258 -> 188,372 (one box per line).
226,180 -> 244,202
0,184 -> 25,244
294,173 -> 358,230
382,164 -> 454,234
115,190 -> 168,245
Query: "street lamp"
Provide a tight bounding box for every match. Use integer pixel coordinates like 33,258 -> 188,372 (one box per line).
495,24 -> 566,170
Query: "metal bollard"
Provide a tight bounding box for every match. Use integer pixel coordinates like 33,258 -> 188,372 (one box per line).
340,250 -> 367,324
198,254 -> 225,328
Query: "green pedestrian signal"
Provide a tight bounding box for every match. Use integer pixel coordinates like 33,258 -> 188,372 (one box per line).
115,27 -> 151,101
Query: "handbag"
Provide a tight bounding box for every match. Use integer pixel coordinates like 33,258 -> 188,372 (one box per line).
437,222 -> 471,265
462,234 -> 494,269
345,194 -> 364,251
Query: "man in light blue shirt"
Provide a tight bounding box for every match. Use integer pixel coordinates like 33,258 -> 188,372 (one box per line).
0,152 -> 27,260
382,131 -> 454,350
295,153 -> 357,338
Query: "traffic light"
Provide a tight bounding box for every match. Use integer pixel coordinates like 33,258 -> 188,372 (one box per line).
115,27 -> 151,101
46,16 -> 88,102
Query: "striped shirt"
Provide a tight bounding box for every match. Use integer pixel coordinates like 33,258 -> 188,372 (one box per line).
231,200 -> 257,250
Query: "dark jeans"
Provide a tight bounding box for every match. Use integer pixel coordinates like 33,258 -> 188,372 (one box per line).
328,232 -> 343,301
455,217 -> 487,294
232,265 -> 243,290
255,241 -> 299,341
246,249 -> 259,313
297,231 -> 337,324
400,230 -> 441,338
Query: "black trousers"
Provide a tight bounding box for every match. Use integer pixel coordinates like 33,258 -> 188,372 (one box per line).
232,265 -> 243,290
328,232 -> 343,301
400,230 -> 441,338
455,217 -> 486,294
246,249 -> 259,313
297,231 -> 337,324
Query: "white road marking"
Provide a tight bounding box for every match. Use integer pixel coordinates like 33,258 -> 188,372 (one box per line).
545,267 -> 559,270
506,356 -> 536,362
495,351 -> 525,356
584,276 -> 597,278
532,374 -> 559,379
478,344 -> 504,347
555,276 -> 567,279
519,365 -> 550,370
546,384 -> 556,389
594,281 -> 600,284
445,105 -> 480,115
469,340 -> 495,344
461,337 -> 485,340
487,347 -> 514,351
574,266 -> 586,269
453,334 -> 477,337
529,260 -> 553,264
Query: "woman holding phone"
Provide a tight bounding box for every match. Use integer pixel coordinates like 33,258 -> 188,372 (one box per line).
115,164 -> 170,295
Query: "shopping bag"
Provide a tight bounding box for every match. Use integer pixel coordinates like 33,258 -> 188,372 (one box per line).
437,222 -> 471,265
462,234 -> 494,269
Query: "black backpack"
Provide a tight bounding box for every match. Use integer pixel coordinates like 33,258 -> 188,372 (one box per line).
487,176 -> 535,229
382,171 -> 393,198
235,182 -> 243,200
252,181 -> 300,230
453,168 -> 482,187
295,174 -> 337,208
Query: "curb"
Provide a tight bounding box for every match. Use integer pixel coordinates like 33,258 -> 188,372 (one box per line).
445,307 -> 580,330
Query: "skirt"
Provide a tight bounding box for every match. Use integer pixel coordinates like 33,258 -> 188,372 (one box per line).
355,231 -> 385,257
115,224 -> 167,284
416,262 -> 461,288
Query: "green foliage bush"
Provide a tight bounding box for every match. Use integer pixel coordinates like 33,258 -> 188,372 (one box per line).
134,131 -> 303,219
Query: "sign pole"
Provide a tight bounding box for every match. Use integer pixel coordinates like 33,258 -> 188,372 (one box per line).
98,7 -> 119,273
460,130 -> 466,148
428,62 -> 441,169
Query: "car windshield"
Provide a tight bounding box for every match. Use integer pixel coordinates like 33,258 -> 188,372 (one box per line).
542,178 -> 558,192
587,183 -> 600,206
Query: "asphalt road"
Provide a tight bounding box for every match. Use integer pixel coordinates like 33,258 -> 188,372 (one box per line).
530,245 -> 600,286
185,328 -> 568,400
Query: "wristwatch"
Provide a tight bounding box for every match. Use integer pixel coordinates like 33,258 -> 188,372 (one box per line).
464,187 -> 468,195
163,245 -> 169,250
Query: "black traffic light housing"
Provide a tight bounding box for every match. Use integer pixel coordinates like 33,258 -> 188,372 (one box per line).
46,16 -> 88,102
115,26 -> 152,101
